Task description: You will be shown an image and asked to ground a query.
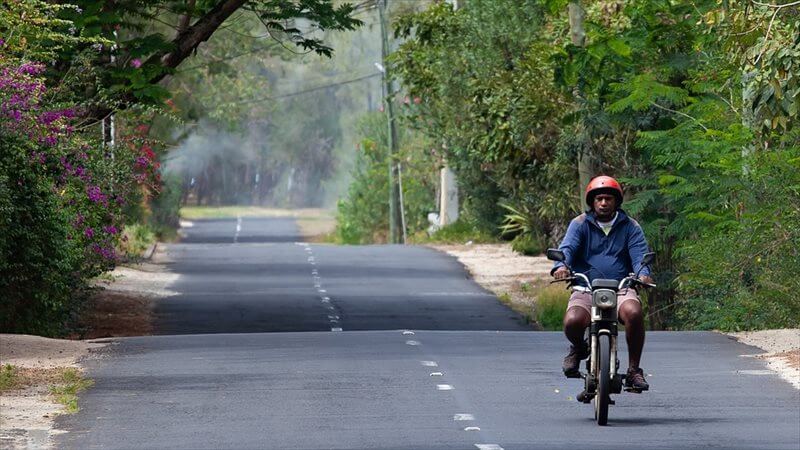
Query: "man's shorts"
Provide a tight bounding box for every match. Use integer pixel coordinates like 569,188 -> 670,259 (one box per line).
567,288 -> 641,314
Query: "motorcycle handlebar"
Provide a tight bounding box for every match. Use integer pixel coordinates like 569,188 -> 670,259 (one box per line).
550,274 -> 656,289
620,277 -> 657,290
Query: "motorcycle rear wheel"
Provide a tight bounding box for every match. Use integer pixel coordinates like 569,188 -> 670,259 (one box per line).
595,334 -> 611,426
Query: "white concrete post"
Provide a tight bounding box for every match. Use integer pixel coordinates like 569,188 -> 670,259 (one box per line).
439,167 -> 458,226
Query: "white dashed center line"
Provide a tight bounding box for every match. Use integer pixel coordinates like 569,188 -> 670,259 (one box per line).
429,372 -> 443,377
405,340 -> 420,346
302,246 -> 344,333
454,414 -> 475,421
233,216 -> 242,243
421,361 -> 438,367
475,445 -> 504,450
436,384 -> 454,391
464,427 -> 481,432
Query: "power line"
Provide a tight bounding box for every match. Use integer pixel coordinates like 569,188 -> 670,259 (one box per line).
232,72 -> 381,105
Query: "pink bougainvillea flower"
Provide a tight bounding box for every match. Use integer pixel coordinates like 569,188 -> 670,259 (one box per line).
86,185 -> 106,203
130,59 -> 142,68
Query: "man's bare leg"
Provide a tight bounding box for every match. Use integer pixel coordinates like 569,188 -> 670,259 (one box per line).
618,300 -> 649,390
618,301 -> 645,368
563,306 -> 590,348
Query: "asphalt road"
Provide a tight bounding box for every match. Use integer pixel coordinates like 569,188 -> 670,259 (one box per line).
56,217 -> 800,449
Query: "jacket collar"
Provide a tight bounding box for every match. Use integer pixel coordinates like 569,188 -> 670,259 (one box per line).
585,209 -> 629,229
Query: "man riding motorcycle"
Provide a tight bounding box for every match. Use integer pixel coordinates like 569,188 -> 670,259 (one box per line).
551,176 -> 653,392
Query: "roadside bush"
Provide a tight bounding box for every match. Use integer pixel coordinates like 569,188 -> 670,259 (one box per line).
117,224 -> 156,259
534,285 -> 570,331
335,113 -> 437,244
0,56 -> 153,334
149,173 -> 183,238
511,233 -> 546,256
670,149 -> 800,331
0,136 -> 81,334
411,219 -> 498,244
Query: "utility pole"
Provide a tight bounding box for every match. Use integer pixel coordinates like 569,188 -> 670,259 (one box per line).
439,0 -> 459,227
378,0 -> 403,243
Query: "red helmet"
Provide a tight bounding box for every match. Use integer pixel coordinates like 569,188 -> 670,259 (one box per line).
585,176 -> 623,207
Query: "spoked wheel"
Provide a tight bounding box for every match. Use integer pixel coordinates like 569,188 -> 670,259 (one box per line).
594,334 -> 611,426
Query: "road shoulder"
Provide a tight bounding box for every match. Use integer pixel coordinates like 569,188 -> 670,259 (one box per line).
728,329 -> 800,389
0,249 -> 176,448
427,243 -> 551,323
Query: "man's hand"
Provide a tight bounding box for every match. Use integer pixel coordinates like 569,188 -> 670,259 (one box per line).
553,266 -> 571,280
639,275 -> 655,285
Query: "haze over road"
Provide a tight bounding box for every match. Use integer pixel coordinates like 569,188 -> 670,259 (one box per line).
57,217 -> 800,449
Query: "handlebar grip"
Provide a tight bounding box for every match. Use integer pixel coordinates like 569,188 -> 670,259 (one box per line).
550,276 -> 576,284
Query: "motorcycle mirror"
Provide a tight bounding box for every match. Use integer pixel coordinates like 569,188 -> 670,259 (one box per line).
546,248 -> 565,262
641,252 -> 655,267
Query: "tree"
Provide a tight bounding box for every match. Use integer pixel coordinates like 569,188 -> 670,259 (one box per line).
35,0 -> 363,122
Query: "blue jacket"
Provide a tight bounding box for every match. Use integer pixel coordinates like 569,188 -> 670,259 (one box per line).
551,210 -> 651,284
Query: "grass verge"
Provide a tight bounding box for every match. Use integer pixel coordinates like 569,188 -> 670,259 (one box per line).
0,364 -> 93,414
410,220 -> 500,245
180,206 -> 337,241
180,206 -> 333,220
534,284 -> 571,330
49,368 -> 93,414
0,364 -> 23,391
118,223 -> 156,259
496,292 -> 535,325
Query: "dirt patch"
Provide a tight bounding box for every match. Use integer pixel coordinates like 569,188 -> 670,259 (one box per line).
729,329 -> 800,389
296,216 -> 336,243
0,335 -> 103,370
72,290 -> 154,339
72,251 -> 177,339
429,243 -> 553,324
775,349 -> 800,371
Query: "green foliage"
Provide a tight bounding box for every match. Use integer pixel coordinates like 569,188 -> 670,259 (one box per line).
335,113 -> 437,244
149,173 -> 182,237
49,368 -> 93,414
671,149 -> 800,330
392,0 -> 574,242
511,234 -> 546,257
390,0 -> 800,332
118,224 -> 155,259
413,220 -> 499,245
0,365 -> 20,392
0,136 -> 82,335
499,203 -> 546,255
534,285 -> 570,331
0,12 -> 150,334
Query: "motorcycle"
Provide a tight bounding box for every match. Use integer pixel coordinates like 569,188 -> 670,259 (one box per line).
545,248 -> 656,426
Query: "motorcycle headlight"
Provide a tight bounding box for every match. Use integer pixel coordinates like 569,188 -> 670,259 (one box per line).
593,289 -> 617,310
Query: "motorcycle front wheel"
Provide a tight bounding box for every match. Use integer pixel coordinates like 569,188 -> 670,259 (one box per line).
594,333 -> 611,425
